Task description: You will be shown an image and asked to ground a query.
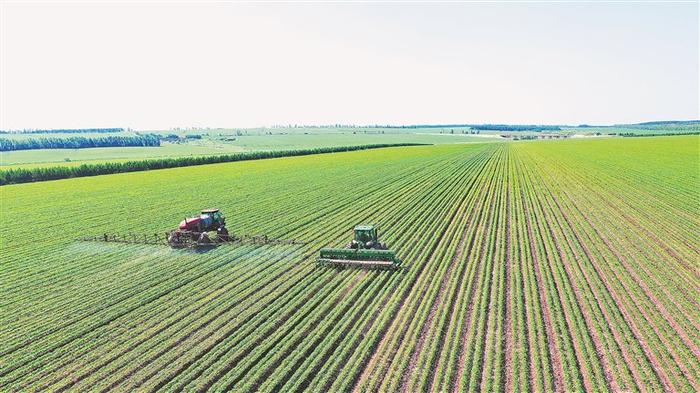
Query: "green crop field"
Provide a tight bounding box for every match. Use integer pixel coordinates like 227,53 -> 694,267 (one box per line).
0,129 -> 495,169
1,136 -> 698,392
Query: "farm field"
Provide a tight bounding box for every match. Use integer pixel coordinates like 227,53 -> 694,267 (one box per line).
0,130 -> 493,169
0,143 -> 245,167
1,136 -> 698,391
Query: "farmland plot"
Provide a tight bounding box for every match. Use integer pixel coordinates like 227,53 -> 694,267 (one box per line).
1,136 -> 698,392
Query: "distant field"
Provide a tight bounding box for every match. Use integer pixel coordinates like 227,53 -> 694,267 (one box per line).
3,124 -> 696,169
0,142 -> 245,166
2,136 -> 697,391
0,132 -> 134,140
0,131 -> 495,168
560,124 -> 700,136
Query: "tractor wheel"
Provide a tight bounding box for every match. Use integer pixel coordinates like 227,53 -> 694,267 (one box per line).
168,230 -> 184,248
198,232 -> 212,244
217,226 -> 230,241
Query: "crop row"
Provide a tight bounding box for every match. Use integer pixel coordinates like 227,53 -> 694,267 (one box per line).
1,136 -> 698,392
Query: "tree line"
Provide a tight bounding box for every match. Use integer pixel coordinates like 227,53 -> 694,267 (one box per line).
469,124 -> 561,131
624,120 -> 699,127
0,143 -> 425,185
266,124 -> 566,130
0,134 -> 160,151
618,131 -> 700,137
0,128 -> 124,134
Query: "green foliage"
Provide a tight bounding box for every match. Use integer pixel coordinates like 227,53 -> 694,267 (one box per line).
0,127 -> 124,134
0,134 -> 160,151
0,143 -> 424,185
618,131 -> 700,137
470,124 -> 562,131
1,136 -> 697,392
0,130 -> 498,168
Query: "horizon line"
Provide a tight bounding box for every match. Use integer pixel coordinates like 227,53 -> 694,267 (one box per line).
2,119 -> 699,133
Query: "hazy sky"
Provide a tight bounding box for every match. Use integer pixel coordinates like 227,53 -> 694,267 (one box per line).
1,1 -> 698,130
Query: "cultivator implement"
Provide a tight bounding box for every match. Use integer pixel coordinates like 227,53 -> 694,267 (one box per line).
317,247 -> 401,270
78,232 -> 306,249
78,208 -> 306,250
316,224 -> 402,270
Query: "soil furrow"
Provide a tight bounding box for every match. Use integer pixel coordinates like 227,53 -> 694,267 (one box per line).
552,194 -> 675,391
520,184 -> 566,392
450,148 -> 504,393
350,147 -> 499,392
534,184 -> 617,391
503,152 -> 514,393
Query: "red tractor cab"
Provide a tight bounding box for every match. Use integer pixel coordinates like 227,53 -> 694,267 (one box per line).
179,209 -> 225,232
169,209 -> 230,247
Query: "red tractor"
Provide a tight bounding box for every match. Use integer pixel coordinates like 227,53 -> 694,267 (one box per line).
168,208 -> 230,248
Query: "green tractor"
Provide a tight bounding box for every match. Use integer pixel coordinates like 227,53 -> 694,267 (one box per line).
317,225 -> 401,269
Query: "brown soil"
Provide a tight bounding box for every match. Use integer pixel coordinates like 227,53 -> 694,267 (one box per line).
398,222 -> 471,393
351,158 -> 490,392
550,192 -> 648,391
581,213 -> 699,390
503,175 -> 514,393
538,189 -> 618,391
552,191 -> 675,391
450,161 -> 503,393
520,186 -> 566,393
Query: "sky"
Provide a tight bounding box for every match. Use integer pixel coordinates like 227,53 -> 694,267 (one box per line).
1,1 -> 698,130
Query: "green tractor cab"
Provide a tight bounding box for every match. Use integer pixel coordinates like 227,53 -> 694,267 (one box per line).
317,225 -> 401,270
346,225 -> 386,250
